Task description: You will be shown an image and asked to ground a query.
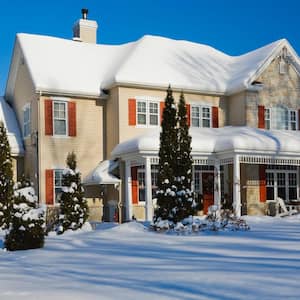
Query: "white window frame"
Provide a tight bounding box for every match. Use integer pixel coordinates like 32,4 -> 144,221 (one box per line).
136,99 -> 160,127
191,105 -> 212,128
265,108 -> 271,130
53,100 -> 68,136
266,169 -> 298,201
54,169 -> 64,204
23,103 -> 31,138
265,106 -> 298,131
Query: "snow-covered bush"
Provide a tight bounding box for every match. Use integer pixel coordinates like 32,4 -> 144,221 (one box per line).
0,121 -> 14,229
58,152 -> 88,234
5,179 -> 45,251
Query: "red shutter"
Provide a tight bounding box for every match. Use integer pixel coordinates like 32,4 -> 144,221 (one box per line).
128,99 -> 136,126
45,99 -> 53,135
45,169 -> 54,205
258,105 -> 265,129
259,165 -> 266,203
160,101 -> 165,125
131,166 -> 138,204
68,101 -> 76,137
212,106 -> 219,128
186,104 -> 191,127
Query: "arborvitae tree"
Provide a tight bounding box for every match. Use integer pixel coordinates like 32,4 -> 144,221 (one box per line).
58,152 -> 88,233
5,177 -> 45,251
0,121 -> 14,229
173,92 -> 196,222
154,86 -> 178,223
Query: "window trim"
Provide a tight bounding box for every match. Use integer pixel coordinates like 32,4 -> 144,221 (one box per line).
23,103 -> 31,138
136,99 -> 160,128
191,105 -> 212,128
54,168 -> 64,204
53,100 -> 68,137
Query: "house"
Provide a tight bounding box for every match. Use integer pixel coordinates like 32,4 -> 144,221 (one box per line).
4,10 -> 300,222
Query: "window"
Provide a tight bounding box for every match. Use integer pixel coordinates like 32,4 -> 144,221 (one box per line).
54,169 -> 64,203
191,106 -> 211,128
53,101 -> 67,135
137,169 -> 145,202
137,100 -> 159,126
137,165 -> 159,203
23,104 -> 31,138
265,106 -> 297,131
265,108 -> 271,130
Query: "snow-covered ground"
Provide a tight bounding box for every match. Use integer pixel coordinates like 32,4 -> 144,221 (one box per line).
0,216 -> 299,300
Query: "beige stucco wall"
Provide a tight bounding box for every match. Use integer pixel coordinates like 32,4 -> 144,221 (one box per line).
227,92 -> 246,126
8,60 -> 37,185
39,96 -> 104,204
115,86 -> 225,149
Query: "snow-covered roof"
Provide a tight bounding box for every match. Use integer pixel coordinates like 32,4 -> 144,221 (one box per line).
6,33 -> 299,98
111,127 -> 300,158
83,159 -> 120,185
0,97 -> 24,156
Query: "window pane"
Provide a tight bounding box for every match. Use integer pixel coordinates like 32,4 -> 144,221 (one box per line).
192,107 -> 199,118
137,102 -> 146,113
278,187 -> 286,200
202,107 -> 210,118
192,118 -> 200,127
289,187 -> 297,200
267,187 -> 274,200
138,171 -> 145,202
273,106 -> 288,130
150,115 -> 158,125
137,114 -> 146,125
202,119 -> 210,128
54,120 -> 66,135
149,103 -> 158,114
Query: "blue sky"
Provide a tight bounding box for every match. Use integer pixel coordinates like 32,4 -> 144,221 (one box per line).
0,0 -> 299,94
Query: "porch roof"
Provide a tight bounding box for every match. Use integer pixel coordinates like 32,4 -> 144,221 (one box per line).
0,97 -> 24,156
83,159 -> 120,186
111,126 -> 300,158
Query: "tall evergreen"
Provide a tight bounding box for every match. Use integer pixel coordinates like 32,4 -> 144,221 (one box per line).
154,86 -> 178,223
5,178 -> 45,251
58,152 -> 88,233
0,121 -> 14,229
174,92 -> 196,222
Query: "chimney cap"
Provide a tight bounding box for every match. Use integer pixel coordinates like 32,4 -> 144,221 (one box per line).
81,8 -> 88,19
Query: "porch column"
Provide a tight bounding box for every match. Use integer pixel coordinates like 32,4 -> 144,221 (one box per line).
125,160 -> 133,221
145,157 -> 153,221
214,160 -> 221,208
233,155 -> 241,217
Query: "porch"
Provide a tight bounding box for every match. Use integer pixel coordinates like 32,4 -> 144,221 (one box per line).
109,127 -> 300,221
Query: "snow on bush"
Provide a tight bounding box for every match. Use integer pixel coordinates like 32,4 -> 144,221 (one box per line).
4,181 -> 45,251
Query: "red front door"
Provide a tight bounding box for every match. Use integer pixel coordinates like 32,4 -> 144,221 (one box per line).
202,172 -> 214,214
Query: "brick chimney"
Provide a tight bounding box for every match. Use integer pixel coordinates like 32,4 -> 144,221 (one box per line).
73,8 -> 98,43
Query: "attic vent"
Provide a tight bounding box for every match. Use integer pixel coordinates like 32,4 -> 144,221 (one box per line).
279,58 -> 287,74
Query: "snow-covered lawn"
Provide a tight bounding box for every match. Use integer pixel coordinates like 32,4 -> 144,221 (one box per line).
0,216 -> 300,300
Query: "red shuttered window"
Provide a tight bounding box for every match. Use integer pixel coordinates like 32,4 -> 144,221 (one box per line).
45,169 -> 54,205
212,106 -> 219,128
258,105 -> 265,129
45,99 -> 53,135
68,102 -> 76,137
131,166 -> 138,204
128,99 -> 136,126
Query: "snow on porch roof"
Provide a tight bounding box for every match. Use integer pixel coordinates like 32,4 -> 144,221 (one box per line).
111,127 -> 300,158
0,97 -> 24,156
83,159 -> 120,186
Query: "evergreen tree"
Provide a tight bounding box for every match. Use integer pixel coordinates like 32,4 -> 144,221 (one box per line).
0,121 -> 14,229
173,92 -> 196,222
5,177 -> 45,251
58,152 -> 88,233
154,86 -> 178,223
